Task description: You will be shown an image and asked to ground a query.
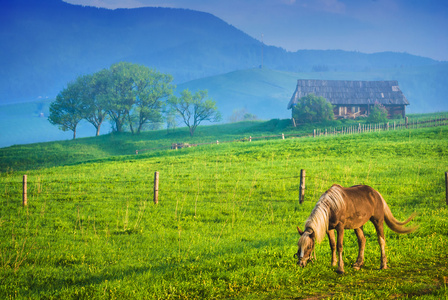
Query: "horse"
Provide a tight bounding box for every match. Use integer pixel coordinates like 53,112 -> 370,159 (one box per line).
295,184 -> 417,274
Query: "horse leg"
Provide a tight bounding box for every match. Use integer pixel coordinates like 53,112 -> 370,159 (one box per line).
327,230 -> 337,266
336,226 -> 345,274
353,226 -> 366,270
371,218 -> 388,270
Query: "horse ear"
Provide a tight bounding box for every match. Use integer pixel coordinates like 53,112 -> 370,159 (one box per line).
297,226 -> 304,235
308,228 -> 316,239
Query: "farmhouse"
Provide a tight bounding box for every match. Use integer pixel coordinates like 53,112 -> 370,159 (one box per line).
287,80 -> 409,119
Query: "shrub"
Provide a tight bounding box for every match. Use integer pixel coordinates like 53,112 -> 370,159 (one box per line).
292,94 -> 334,123
367,103 -> 388,123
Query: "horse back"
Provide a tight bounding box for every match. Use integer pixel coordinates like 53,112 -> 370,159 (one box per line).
331,184 -> 384,230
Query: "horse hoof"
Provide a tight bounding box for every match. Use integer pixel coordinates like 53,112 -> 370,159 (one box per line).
353,262 -> 364,270
336,269 -> 344,274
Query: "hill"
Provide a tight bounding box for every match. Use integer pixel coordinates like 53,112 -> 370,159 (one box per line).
1,67 -> 448,148
178,65 -> 448,121
1,111 -> 447,172
0,0 -> 442,105
0,122 -> 447,298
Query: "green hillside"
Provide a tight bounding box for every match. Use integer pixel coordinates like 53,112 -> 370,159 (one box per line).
178,66 -> 448,121
1,122 -> 447,298
2,66 -> 447,148
0,118 -> 301,173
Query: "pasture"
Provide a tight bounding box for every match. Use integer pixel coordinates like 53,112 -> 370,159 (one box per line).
0,124 -> 447,299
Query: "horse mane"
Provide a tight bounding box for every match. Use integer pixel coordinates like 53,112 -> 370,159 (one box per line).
304,185 -> 346,243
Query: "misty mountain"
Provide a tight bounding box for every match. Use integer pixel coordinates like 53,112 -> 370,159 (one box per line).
0,0 -> 441,104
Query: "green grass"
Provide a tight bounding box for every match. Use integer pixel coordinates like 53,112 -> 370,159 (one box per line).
0,120 -> 447,299
2,112 -> 447,173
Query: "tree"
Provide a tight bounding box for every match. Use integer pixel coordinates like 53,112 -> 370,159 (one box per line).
228,108 -> 257,123
168,89 -> 221,137
49,62 -> 173,136
48,80 -> 85,139
99,62 -> 174,134
292,93 -> 334,123
367,103 -> 388,123
106,62 -> 136,133
131,66 -> 174,134
79,72 -> 108,136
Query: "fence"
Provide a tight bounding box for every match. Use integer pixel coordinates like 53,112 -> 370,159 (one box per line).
16,170 -> 448,208
311,115 -> 448,138
135,115 -> 448,154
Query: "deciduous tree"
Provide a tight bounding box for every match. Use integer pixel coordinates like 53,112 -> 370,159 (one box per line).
367,103 -> 388,123
106,62 -> 136,133
131,66 -> 174,134
168,89 -> 221,137
292,93 -> 334,123
48,80 -> 85,139
78,72 -> 109,136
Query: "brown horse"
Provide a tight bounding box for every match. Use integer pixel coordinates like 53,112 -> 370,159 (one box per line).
295,184 -> 417,274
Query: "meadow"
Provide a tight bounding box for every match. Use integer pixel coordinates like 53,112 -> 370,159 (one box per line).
0,119 -> 447,299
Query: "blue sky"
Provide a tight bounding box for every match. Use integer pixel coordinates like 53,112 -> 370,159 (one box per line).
64,0 -> 448,61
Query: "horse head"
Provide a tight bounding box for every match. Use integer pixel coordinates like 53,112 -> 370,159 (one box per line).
295,226 -> 315,267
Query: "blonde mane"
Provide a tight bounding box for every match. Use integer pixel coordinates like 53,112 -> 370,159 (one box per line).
304,185 -> 346,243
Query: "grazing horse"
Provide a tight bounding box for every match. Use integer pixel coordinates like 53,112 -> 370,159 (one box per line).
295,184 -> 417,274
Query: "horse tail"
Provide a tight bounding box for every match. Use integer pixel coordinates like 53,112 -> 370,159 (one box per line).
380,194 -> 418,234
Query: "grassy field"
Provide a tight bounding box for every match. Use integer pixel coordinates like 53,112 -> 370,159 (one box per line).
0,119 -> 447,299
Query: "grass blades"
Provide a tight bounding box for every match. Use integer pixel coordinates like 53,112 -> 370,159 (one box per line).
0,123 -> 447,299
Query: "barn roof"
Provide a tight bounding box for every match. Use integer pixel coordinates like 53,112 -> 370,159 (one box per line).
287,80 -> 409,109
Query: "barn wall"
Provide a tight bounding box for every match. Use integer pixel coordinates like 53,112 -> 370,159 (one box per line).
332,104 -> 406,119
385,105 -> 406,118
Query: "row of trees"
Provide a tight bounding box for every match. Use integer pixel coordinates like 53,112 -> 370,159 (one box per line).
49,62 -> 221,139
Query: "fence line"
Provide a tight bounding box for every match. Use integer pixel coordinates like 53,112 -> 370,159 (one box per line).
5,169 -> 447,208
135,115 -> 448,154
0,174 -> 435,187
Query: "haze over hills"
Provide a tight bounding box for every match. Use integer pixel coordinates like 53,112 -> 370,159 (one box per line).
1,0 -> 443,104
0,0 -> 447,148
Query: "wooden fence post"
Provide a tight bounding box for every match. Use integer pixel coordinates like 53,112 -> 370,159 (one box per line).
23,175 -> 27,206
299,169 -> 306,204
154,172 -> 159,204
445,172 -> 448,206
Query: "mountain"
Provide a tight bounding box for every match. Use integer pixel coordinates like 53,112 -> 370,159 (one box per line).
0,0 -> 442,104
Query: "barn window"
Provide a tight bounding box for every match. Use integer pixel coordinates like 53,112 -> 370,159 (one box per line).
351,106 -> 360,113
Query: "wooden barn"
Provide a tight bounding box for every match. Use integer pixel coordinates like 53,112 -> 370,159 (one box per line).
287,80 -> 409,119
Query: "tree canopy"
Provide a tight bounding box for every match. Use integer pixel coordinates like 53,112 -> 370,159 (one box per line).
367,103 -> 388,123
168,89 -> 221,137
48,62 -> 175,137
48,78 -> 86,139
292,93 -> 334,123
